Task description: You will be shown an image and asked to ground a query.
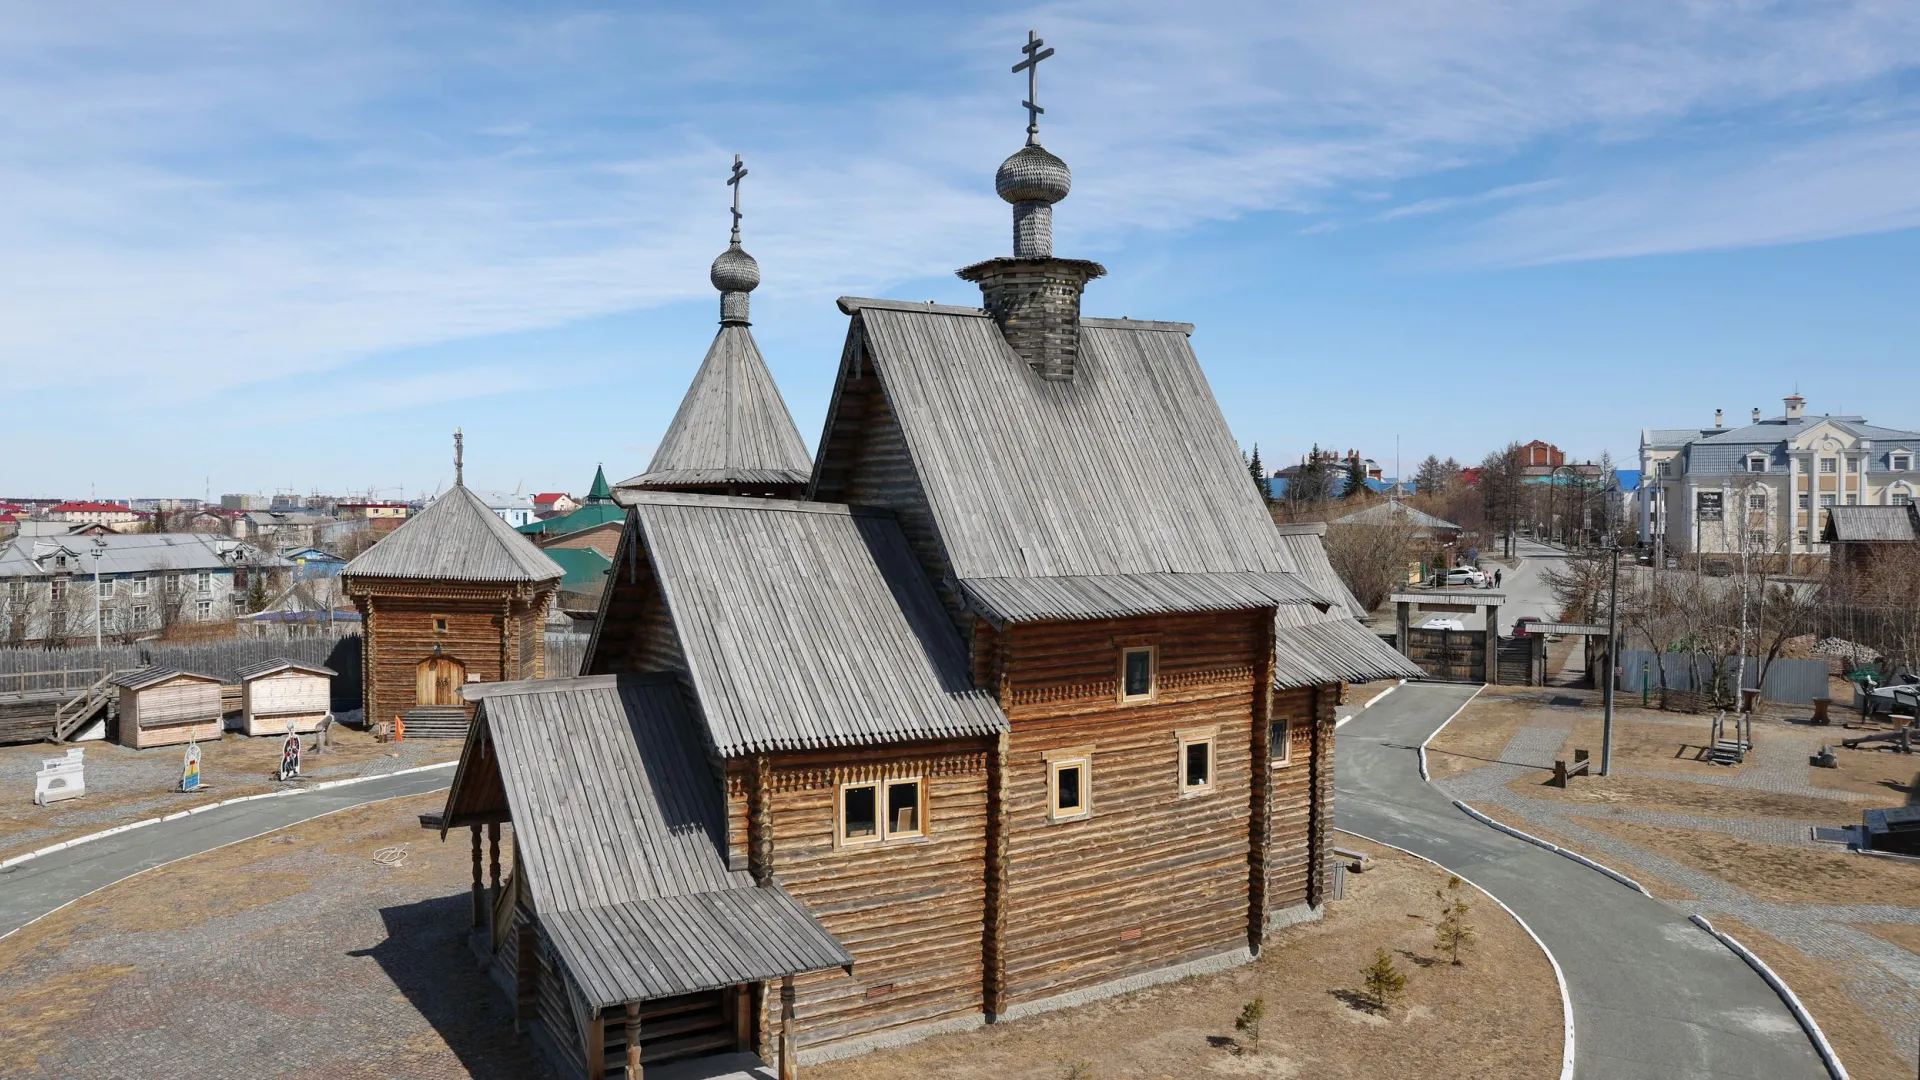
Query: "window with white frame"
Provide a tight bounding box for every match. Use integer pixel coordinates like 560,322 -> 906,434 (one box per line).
1819,458 -> 1837,474
195,599 -> 212,620
1847,457 -> 1859,473
7,580 -> 21,603
837,776 -> 924,846
1895,493 -> 1915,506
1895,454 -> 1913,472
166,573 -> 182,593
133,576 -> 150,596
1819,493 -> 1836,508
196,571 -> 212,594
1656,461 -> 1672,477
1269,718 -> 1293,767
50,578 -> 66,603
1118,645 -> 1157,703
1846,494 -> 1858,505
1046,752 -> 1091,823
1747,493 -> 1766,510
1745,456 -> 1765,473
100,576 -> 114,599
1747,529 -> 1768,548
1177,728 -> 1216,796
132,604 -> 150,627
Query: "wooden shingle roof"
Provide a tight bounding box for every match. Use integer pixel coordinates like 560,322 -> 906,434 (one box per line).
448,674 -> 850,1006
1824,504 -> 1920,543
340,485 -> 562,584
234,659 -> 337,680
623,325 -> 812,489
619,492 -> 1008,756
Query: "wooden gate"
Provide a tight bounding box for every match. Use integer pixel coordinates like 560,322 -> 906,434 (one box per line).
1405,628 -> 1486,683
415,656 -> 467,706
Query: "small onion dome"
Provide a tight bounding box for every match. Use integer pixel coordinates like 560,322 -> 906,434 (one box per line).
995,143 -> 1071,205
710,242 -> 761,293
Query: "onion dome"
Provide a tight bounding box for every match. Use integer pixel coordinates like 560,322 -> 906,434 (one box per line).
995,143 -> 1071,206
710,242 -> 761,294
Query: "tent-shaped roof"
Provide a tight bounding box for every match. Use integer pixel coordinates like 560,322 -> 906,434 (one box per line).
340,485 -> 562,584
441,673 -> 851,1007
621,325 -> 812,489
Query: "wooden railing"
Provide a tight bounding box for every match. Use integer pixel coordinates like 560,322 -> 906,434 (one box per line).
52,669 -> 120,742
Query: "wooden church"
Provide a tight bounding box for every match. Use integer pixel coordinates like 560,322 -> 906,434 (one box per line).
436,38 -> 1419,1080
341,436 -> 564,737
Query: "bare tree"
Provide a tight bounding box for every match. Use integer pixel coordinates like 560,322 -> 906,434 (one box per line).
1324,516 -> 1420,612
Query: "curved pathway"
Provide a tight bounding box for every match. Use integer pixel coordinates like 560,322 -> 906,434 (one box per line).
0,767 -> 451,939
1336,681 -> 1825,1079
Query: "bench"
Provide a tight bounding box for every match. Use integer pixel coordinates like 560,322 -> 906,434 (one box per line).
1550,748 -> 1591,787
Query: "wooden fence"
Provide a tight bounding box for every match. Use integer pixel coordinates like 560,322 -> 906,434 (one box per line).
0,634 -> 362,711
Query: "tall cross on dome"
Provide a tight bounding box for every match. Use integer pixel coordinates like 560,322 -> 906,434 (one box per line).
1012,30 -> 1055,146
727,154 -> 748,244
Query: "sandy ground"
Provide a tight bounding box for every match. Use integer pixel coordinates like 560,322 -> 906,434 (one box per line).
0,792 -> 540,1080
816,834 -> 1562,1080
0,726 -> 460,860
1507,771 -> 1880,821
1808,738 -> 1920,801
1579,820 -> 1920,908
1710,916 -> 1918,1080
1556,709 -> 1762,778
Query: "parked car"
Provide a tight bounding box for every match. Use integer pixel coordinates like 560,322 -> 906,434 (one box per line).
1513,616 -> 1543,637
1439,566 -> 1486,587
1419,617 -> 1467,631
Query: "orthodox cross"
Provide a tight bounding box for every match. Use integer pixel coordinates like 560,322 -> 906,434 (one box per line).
728,154 -> 748,243
1012,30 -> 1054,145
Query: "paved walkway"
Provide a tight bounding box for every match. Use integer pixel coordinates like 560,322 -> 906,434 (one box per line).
0,766 -> 452,938
1438,699 -> 1920,1068
1336,682 -> 1826,1079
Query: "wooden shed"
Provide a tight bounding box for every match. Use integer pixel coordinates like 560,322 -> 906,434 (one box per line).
112,667 -> 224,750
237,659 -> 336,737
340,445 -> 563,741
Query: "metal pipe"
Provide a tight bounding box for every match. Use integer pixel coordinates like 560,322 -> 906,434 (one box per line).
1602,545 -> 1620,775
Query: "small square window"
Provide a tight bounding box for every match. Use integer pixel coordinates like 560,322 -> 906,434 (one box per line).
1895,456 -> 1913,472
1178,732 -> 1214,795
1119,646 -> 1157,703
840,783 -> 880,845
433,617 -> 448,633
1747,494 -> 1766,510
885,779 -> 922,838
1656,461 -> 1672,477
1746,457 -> 1765,473
1270,718 -> 1293,766
1048,756 -> 1090,822
1819,494 -> 1836,507
1819,458 -> 1836,474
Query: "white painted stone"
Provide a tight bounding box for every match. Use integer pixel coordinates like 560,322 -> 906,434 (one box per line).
33,747 -> 86,806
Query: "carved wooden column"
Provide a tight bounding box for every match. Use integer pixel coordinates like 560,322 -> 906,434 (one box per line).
778,976 -> 798,1080
624,1001 -> 644,1079
469,825 -> 485,928
750,754 -> 773,886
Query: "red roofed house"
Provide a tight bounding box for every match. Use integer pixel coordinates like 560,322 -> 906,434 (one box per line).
532,491 -> 579,519
47,500 -> 144,532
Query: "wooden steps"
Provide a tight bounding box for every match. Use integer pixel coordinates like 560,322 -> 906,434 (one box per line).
1708,740 -> 1746,765
400,705 -> 472,739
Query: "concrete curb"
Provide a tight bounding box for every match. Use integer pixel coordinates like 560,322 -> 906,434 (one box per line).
1688,915 -> 1848,1080
1415,684 -> 1484,781
1335,679 -> 1407,730
1338,828 -> 1575,1080
0,759 -> 457,870
1450,800 -> 1652,897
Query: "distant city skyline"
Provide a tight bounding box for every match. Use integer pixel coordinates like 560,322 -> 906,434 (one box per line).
5,2 -> 1918,495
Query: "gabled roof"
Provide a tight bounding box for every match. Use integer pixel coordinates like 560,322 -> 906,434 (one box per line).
623,325 -> 813,489
445,673 -> 851,1007
1824,504 -> 1920,543
545,545 -> 613,588
612,492 -> 1008,756
235,658 -> 337,680
0,532 -> 288,577
111,666 -> 221,690
340,485 -> 562,584
515,500 -> 626,537
1269,522 -> 1425,687
1326,501 -> 1462,533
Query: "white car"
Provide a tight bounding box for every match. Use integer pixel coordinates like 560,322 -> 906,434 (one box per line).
1419,617 -> 1467,631
1440,566 -> 1486,587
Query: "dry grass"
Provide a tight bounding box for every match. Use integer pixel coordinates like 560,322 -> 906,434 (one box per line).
1856,922 -> 1920,958
1557,710 -> 1754,779
1807,742 -> 1920,802
817,833 -> 1562,1080
1461,802 -> 1697,901
1709,917 -> 1916,1080
1505,772 -> 1873,822
1578,821 -> 1920,907
1423,692 -> 1546,782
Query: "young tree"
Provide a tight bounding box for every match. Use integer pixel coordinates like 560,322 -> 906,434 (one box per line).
1342,452 -> 1370,499
1234,996 -> 1266,1053
247,574 -> 270,614
1361,948 -> 1406,1013
1433,875 -> 1476,965
1247,445 -> 1271,506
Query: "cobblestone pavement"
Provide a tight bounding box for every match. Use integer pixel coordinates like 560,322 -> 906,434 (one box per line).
0,793 -> 548,1080
1436,704 -> 1920,1065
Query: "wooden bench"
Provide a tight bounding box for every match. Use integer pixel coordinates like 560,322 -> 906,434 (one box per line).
1550,749 -> 1591,787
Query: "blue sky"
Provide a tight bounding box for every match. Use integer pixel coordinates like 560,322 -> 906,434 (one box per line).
4,1 -> 1918,500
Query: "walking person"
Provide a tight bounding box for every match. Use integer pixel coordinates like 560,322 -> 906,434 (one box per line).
1495,568 -> 1503,588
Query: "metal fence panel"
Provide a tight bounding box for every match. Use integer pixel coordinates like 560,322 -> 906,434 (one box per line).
1616,649 -> 1829,704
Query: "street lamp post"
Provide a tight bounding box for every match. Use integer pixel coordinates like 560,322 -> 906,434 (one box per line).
89,543 -> 106,653
1601,543 -> 1621,775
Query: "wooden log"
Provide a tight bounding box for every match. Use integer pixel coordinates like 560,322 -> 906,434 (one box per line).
625,1001 -> 644,1079
779,976 -> 797,1080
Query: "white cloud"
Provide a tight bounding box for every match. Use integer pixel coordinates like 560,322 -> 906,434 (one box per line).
2,0 -> 1918,408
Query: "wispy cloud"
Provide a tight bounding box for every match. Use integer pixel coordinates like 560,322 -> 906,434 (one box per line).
2,0 -> 1918,412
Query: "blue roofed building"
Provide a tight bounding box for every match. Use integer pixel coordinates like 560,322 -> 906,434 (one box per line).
1639,394 -> 1920,560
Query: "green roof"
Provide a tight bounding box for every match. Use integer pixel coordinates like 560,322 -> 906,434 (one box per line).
544,546 -> 614,588
517,501 -> 626,538
586,464 -> 612,502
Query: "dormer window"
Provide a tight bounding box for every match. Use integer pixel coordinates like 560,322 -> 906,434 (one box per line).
1745,455 -> 1766,473
1895,454 -> 1913,472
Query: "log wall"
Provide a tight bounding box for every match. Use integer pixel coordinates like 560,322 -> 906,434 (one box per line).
730,740 -> 991,1055
350,583 -> 550,729
989,610 -> 1266,1007
1264,684 -> 1332,913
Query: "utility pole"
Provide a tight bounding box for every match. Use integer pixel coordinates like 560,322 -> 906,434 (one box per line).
90,543 -> 105,652
1602,543 -> 1621,775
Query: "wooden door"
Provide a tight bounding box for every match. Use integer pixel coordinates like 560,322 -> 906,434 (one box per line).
416,657 -> 466,705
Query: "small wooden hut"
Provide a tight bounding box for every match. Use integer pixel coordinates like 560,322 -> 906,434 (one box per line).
237,659 -> 335,737
112,667 -> 224,749
341,436 -> 564,740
